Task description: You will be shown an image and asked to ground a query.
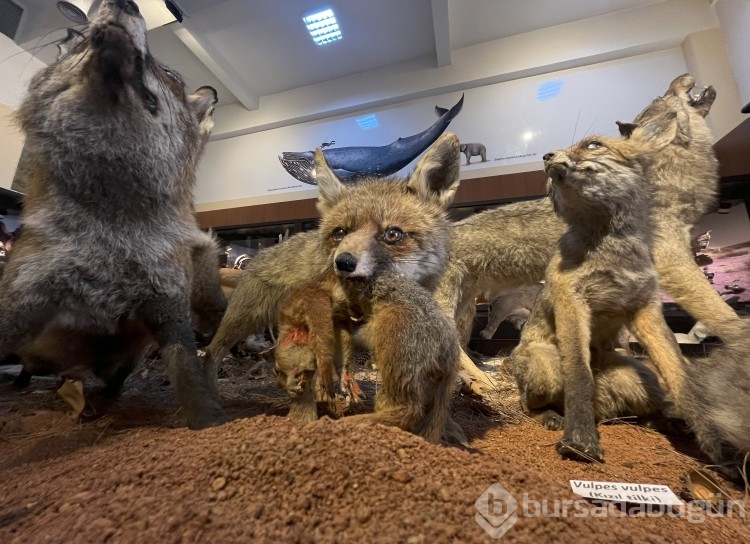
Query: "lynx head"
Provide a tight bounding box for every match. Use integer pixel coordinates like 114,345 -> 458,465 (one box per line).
314,132 -> 461,292
544,115 -> 678,226
17,0 -> 218,201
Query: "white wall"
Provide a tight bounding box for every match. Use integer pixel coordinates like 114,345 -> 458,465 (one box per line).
195,49 -> 688,210
0,34 -> 46,190
713,0 -> 750,108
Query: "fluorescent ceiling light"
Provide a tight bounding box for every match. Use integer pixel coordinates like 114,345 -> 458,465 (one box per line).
356,114 -> 378,130
303,9 -> 342,45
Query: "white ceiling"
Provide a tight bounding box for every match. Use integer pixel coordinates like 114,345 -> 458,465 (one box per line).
13,0 -> 666,108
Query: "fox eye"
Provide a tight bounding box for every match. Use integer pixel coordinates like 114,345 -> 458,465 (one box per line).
383,227 -> 406,244
332,228 -> 347,242
586,141 -> 603,150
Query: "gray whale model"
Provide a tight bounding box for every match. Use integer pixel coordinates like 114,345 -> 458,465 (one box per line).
278,94 -> 464,185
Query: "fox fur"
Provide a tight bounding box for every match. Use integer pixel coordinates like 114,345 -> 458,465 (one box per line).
0,0 -> 226,429
314,132 -> 467,444
273,272 -> 362,423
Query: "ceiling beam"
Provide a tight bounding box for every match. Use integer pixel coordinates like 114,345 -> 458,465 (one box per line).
173,27 -> 259,111
431,0 -> 452,67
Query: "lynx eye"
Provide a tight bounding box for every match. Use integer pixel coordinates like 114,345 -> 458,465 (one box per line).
383,227 -> 406,244
332,228 -> 347,242
586,141 -> 603,150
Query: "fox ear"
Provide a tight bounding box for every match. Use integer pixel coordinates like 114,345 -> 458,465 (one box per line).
314,148 -> 344,213
629,111 -> 682,151
407,132 -> 462,208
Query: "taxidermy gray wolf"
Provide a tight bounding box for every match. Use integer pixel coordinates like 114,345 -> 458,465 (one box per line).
273,272 -> 362,423
479,284 -> 543,339
511,121 -> 692,462
314,133 -> 467,444
0,0 -> 226,429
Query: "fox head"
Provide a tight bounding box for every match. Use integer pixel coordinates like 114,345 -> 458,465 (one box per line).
315,132 -> 461,292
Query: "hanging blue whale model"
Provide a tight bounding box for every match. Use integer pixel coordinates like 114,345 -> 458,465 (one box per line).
278,94 -> 464,185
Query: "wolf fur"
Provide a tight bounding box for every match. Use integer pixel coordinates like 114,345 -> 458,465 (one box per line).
0,0 -> 226,429
314,132 -> 467,444
511,121 -> 690,461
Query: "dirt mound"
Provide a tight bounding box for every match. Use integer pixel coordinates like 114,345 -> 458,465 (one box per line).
0,356 -> 747,542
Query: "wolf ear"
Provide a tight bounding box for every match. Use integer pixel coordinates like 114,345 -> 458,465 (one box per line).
407,132 -> 462,208
628,111 -> 682,151
314,148 -> 345,214
188,86 -> 219,137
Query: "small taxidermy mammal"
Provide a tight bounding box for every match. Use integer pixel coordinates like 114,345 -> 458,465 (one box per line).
314,132 -> 466,444
0,0 -> 226,429
274,273 -> 362,423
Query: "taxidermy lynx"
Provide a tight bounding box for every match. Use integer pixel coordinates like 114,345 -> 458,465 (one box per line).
314,133 -> 466,444
618,74 -> 748,347
511,121 -> 690,462
0,0 -> 226,429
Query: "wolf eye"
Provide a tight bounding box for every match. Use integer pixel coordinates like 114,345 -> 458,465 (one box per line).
586,141 -> 603,150
332,228 -> 347,242
161,66 -> 182,82
383,227 -> 406,244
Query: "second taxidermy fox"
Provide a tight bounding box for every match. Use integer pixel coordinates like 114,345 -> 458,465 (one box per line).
314,132 -> 466,444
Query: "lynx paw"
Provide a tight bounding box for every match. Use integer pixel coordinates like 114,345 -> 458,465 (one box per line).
556,428 -> 604,462
541,410 -> 565,431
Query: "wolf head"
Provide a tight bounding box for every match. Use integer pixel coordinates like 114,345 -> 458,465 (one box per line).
17,0 -> 218,204
315,132 -> 461,293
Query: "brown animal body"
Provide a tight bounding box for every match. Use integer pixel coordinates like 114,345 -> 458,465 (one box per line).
314,133 -> 466,444
274,273 -> 362,423
0,0 -> 226,429
511,123 -> 688,462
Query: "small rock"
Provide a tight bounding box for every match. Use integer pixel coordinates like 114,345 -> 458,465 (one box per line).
211,477 -> 227,491
391,470 -> 412,483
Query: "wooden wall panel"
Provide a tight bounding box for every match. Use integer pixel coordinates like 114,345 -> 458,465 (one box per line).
195,170 -> 549,229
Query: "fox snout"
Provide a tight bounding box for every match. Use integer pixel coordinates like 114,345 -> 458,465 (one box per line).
335,252 -> 358,273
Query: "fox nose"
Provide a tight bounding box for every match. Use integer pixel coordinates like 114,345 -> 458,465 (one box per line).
543,152 -> 555,162
335,252 -> 358,273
